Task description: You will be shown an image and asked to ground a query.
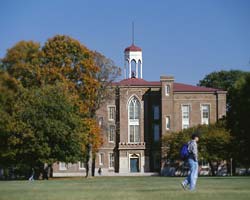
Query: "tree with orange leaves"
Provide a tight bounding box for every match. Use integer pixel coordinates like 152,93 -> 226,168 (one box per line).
0,35 -> 112,178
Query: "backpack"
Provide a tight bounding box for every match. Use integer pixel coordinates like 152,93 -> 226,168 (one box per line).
180,143 -> 189,160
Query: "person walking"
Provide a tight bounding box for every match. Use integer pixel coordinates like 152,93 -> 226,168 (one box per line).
181,133 -> 199,191
29,168 -> 35,181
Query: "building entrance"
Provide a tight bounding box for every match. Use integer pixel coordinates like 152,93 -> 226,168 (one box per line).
130,154 -> 139,172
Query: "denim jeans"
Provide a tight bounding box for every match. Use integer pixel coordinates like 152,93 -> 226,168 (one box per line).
183,158 -> 198,190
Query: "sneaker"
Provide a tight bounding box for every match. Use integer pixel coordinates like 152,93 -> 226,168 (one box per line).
181,182 -> 186,190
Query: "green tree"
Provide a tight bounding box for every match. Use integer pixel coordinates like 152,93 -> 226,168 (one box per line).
162,123 -> 231,176
199,70 -> 250,170
0,35 -> 119,178
0,71 -> 21,169
227,74 -> 250,168
41,36 -> 105,177
198,70 -> 247,91
42,35 -> 100,111
198,70 -> 249,107
198,122 -> 231,175
1,82 -> 87,178
1,41 -> 42,88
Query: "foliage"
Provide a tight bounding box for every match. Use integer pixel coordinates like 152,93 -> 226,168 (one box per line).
92,51 -> 121,113
227,73 -> 250,167
1,41 -> 42,88
0,71 -> 21,167
198,70 -> 248,107
0,35 -> 118,178
42,35 -> 100,112
14,84 -> 85,164
199,70 -> 250,167
198,70 -> 247,91
0,79 -> 88,177
162,123 -> 231,165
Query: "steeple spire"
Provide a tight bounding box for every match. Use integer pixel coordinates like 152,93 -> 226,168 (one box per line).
132,21 -> 134,45
124,23 -> 143,79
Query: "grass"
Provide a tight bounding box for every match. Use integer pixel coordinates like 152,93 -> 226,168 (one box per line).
0,176 -> 250,200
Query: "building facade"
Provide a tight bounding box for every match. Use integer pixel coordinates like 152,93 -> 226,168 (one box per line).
53,44 -> 226,177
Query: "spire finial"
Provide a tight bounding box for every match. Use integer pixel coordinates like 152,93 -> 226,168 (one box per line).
132,21 -> 134,45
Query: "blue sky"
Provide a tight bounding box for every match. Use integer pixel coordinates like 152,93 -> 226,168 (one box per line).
0,0 -> 249,85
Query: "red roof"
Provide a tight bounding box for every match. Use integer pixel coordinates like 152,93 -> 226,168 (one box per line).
124,44 -> 142,52
173,82 -> 219,92
114,78 -> 160,86
114,78 -> 222,92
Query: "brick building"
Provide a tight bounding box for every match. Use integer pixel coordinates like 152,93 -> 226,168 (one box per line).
53,43 -> 226,177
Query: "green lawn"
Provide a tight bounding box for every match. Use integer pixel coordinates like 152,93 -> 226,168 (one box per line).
0,176 -> 250,200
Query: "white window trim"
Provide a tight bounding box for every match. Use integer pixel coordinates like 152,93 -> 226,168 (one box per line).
129,153 -> 141,173
165,85 -> 170,96
128,96 -> 141,143
108,125 -> 115,143
108,152 -> 114,169
59,162 -> 67,171
200,104 -> 210,125
129,125 -> 140,143
98,117 -> 103,127
166,116 -> 170,131
107,105 -> 116,121
78,162 -> 85,170
181,104 -> 191,130
99,153 -> 104,166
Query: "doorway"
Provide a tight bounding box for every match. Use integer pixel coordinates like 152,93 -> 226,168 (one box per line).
130,154 -> 140,172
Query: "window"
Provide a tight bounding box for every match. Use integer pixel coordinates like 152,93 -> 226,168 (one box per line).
166,116 -> 170,130
153,105 -> 160,120
153,153 -> 160,170
98,117 -> 103,127
109,125 -> 115,142
153,124 -> 160,141
138,60 -> 142,78
201,104 -> 210,125
59,162 -> 67,170
131,59 -> 137,78
182,105 -> 190,129
109,153 -> 114,168
79,162 -> 85,170
130,125 -> 140,142
128,97 -> 140,143
108,106 -> 115,121
99,153 -> 104,166
165,85 -> 170,96
129,98 -> 140,120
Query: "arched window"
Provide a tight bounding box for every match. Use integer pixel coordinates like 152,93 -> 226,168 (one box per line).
125,59 -> 129,79
128,97 -> 140,143
138,60 -> 142,78
131,59 -> 137,78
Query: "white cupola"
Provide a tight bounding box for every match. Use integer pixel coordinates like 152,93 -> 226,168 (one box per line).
124,44 -> 143,79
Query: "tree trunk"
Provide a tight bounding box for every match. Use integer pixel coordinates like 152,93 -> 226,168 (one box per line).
85,144 -> 93,178
48,164 -> 53,178
92,157 -> 95,176
209,160 -> 216,176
